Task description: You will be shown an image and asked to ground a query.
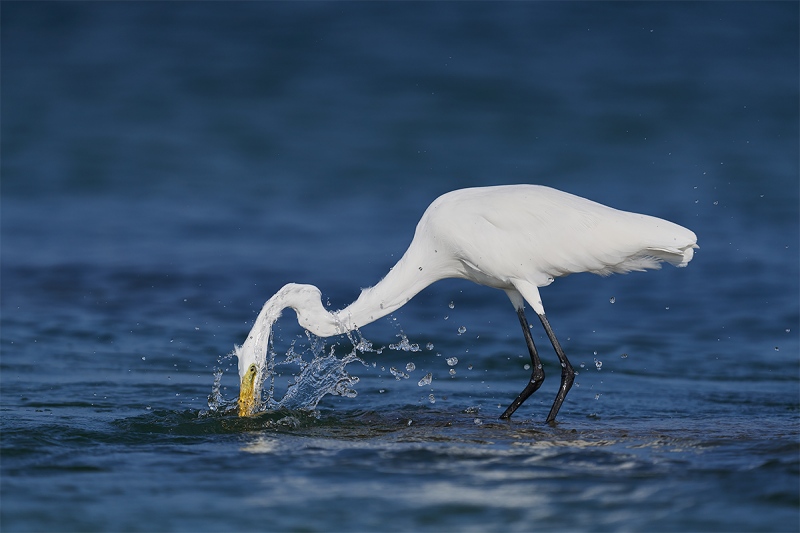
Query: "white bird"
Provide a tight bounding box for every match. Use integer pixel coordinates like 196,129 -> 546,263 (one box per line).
235,184 -> 698,422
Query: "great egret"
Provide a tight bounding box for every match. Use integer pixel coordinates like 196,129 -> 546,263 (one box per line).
235,185 -> 697,422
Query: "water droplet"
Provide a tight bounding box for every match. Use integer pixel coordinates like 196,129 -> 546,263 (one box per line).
418,373 -> 433,386
390,367 -> 409,380
389,335 -> 421,352
774,346 -> 780,351
449,368 -> 456,376
594,359 -> 603,370
406,362 -> 416,372
446,357 -> 458,366
621,353 -> 628,359
580,362 -> 585,368
426,342 -> 434,351
474,418 -> 483,425
595,394 -> 601,400
141,356 -> 146,361
467,364 -> 473,370
428,393 -> 436,404
457,326 -> 467,335
448,301 -> 455,309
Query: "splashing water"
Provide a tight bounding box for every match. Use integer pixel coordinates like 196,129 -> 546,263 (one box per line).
206,366 -> 226,413
389,333 -> 421,352
275,347 -> 362,410
389,367 -> 410,380
418,372 -> 433,386
207,330 -> 369,415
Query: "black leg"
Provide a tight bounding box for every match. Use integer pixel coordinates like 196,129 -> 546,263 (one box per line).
539,313 -> 575,424
499,308 -> 546,420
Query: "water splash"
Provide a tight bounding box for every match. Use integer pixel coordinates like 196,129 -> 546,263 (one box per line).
389,367 -> 410,380
417,372 -> 433,386
389,333 -> 421,352
208,330 -> 368,416
207,350 -> 237,414
274,346 -> 362,410
206,367 -> 226,413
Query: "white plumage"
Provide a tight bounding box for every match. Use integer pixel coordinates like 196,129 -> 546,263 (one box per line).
235,184 -> 698,421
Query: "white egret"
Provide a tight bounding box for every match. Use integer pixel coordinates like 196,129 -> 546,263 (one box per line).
235,184 -> 697,422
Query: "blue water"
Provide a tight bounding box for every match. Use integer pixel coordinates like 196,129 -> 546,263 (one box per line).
2,2 -> 798,531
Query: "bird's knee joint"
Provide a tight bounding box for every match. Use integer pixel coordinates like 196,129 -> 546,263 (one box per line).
561,368 -> 575,390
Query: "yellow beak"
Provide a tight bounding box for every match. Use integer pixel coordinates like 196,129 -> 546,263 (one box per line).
238,363 -> 259,417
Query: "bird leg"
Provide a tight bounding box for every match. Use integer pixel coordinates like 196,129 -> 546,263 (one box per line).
499,308 -> 546,420
538,313 -> 575,424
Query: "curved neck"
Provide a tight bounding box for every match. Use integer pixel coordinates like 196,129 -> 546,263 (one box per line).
334,243 -> 445,330
237,238 -> 452,377
236,283 -> 335,376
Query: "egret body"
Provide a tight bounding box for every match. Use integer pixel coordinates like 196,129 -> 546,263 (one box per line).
235,185 -> 697,422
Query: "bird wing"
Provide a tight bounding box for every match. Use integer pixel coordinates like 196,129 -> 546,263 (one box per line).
420,185 -> 697,287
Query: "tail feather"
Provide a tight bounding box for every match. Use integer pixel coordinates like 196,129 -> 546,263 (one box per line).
644,243 -> 698,268
600,243 -> 698,276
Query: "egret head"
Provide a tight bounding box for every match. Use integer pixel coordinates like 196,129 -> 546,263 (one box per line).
233,284 -> 318,417
237,362 -> 259,417
234,337 -> 267,417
